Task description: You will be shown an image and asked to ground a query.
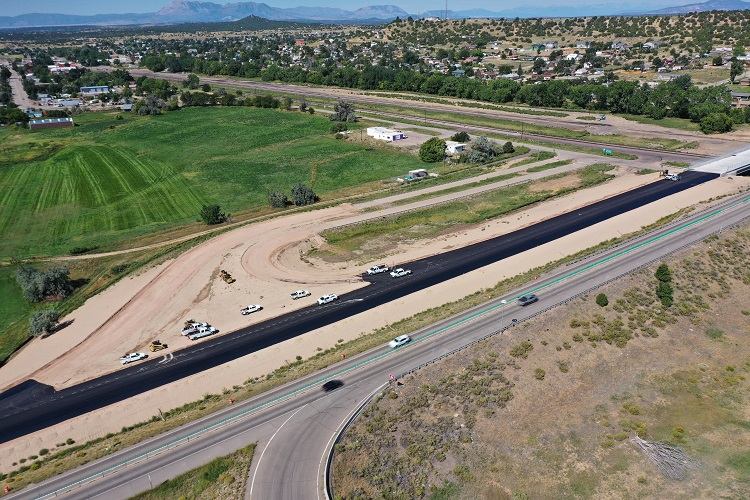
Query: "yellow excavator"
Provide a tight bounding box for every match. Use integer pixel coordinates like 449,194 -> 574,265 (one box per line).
220,269 -> 236,284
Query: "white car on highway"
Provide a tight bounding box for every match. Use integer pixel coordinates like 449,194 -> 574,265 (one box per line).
241,304 -> 263,315
366,264 -> 389,275
120,352 -> 147,365
290,290 -> 311,300
390,268 -> 412,278
388,335 -> 411,348
317,293 -> 338,305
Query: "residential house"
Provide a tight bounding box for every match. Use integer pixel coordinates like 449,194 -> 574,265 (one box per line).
445,141 -> 466,154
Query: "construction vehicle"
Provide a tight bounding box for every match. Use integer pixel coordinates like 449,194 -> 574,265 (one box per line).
220,269 -> 236,284
149,340 -> 168,352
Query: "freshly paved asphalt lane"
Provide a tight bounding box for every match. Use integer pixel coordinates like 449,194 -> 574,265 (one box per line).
0,171 -> 717,443
12,186 -> 750,500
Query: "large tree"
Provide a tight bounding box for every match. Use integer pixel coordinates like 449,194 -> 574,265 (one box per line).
330,100 -> 357,122
419,137 -> 446,163
16,265 -> 73,303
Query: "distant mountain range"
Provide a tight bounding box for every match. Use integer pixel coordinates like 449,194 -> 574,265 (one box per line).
645,0 -> 750,14
1,0 -> 749,29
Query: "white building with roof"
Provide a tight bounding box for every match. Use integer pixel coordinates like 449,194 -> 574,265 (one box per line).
366,127 -> 405,141
445,141 -> 466,154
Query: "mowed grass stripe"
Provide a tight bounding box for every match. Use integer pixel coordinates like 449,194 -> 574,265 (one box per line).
2,108 -> 426,257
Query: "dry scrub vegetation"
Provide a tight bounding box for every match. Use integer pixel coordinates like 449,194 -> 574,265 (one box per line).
331,227 -> 750,499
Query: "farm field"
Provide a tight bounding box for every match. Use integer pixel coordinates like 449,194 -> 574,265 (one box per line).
0,107 -> 425,258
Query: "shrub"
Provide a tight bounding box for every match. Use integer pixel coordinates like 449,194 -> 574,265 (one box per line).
596,293 -> 609,307
69,246 -> 99,255
510,340 -> 533,358
451,131 -> 470,142
654,263 -> 672,282
502,141 -> 515,153
453,465 -> 474,483
268,190 -> 288,208
66,438 -> 75,445
39,448 -> 49,456
330,121 -> 348,133
534,368 -> 546,380
705,326 -> 724,339
656,281 -> 673,305
199,204 -> 227,225
111,264 -> 130,274
29,309 -> 60,337
290,183 -> 316,206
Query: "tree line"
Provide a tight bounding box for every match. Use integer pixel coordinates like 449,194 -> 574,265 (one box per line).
140,52 -> 746,133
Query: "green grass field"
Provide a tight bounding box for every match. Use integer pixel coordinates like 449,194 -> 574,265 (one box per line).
0,108 -> 424,258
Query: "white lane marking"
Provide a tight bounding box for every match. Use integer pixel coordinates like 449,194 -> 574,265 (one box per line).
317,384 -> 387,500
249,404 -> 308,496
84,406 -> 308,499
157,353 -> 174,364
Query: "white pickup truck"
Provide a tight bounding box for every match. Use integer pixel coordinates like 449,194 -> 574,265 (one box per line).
241,305 -> 263,315
390,268 -> 412,278
188,326 -> 218,341
120,352 -> 147,365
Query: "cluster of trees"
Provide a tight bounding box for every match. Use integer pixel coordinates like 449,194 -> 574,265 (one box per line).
16,265 -> 73,303
0,66 -> 27,125
467,137 -> 514,164
268,183 -> 317,208
180,91 -> 281,109
419,135 -> 516,164
132,94 -> 168,115
248,65 -> 742,133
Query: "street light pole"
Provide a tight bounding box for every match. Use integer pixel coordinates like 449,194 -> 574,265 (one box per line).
500,299 -> 507,329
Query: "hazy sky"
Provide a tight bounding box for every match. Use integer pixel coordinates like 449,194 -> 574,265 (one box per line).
0,0 -> 689,16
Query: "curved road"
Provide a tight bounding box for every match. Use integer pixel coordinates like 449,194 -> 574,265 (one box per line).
12,185 -> 750,500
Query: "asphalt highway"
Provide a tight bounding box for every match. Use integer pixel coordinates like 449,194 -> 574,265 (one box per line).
0,171 -> 718,443
12,178 -> 750,500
